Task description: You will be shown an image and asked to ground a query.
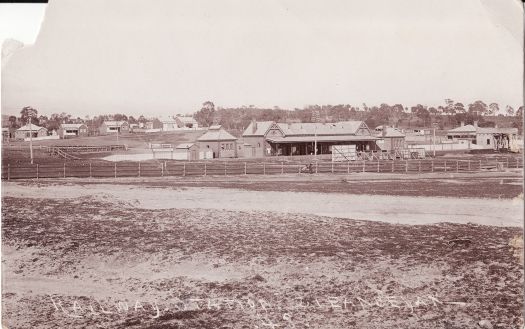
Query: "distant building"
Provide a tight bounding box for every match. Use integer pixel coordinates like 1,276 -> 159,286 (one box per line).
447,121 -> 519,151
58,123 -> 88,138
162,116 -> 198,131
14,124 -> 48,140
378,127 -> 406,151
197,125 -> 237,158
175,116 -> 198,129
99,121 -> 130,135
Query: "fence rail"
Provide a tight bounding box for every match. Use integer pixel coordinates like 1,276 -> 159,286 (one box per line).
1,157 -> 522,180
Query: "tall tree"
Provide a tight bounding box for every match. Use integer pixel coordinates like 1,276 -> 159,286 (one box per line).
20,106 -> 38,125
194,101 -> 216,127
468,101 -> 488,116
488,103 -> 499,116
505,105 -> 515,116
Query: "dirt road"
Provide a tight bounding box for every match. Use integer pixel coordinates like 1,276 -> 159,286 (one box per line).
3,181 -> 523,227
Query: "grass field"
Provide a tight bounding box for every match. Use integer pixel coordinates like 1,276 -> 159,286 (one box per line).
1,172 -> 523,328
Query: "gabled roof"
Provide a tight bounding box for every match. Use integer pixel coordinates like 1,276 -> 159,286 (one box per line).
176,116 -> 197,124
242,121 -> 275,136
103,120 -> 128,127
243,121 -> 369,137
61,123 -> 86,129
477,127 -> 518,134
175,143 -> 196,149
447,125 -> 476,134
383,127 -> 405,138
198,126 -> 237,141
17,124 -> 46,131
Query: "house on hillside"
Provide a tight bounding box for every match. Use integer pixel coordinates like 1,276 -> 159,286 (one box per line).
162,116 -> 199,131
58,123 -> 88,138
99,121 -> 130,135
197,125 -> 237,158
240,120 -> 378,158
14,124 -> 48,140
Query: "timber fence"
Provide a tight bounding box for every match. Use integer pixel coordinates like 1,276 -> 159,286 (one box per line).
1,157 -> 522,180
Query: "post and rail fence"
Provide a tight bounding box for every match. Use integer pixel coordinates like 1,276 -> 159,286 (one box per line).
1,157 -> 522,180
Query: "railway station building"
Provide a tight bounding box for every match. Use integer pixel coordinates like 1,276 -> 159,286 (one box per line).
240,120 -> 379,158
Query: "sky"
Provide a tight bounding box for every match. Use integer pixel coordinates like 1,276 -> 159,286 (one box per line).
0,0 -> 523,118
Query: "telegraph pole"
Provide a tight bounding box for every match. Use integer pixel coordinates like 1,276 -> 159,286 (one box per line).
28,112 -> 34,164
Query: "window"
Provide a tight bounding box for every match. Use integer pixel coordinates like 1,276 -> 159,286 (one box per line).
257,142 -> 261,148
486,139 -> 490,145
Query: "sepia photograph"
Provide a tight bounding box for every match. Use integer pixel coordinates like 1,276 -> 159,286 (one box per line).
1,0 -> 524,328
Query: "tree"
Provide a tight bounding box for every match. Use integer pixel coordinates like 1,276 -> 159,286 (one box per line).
516,106 -> 523,118
488,103 -> 499,116
8,115 -> 18,128
20,106 -> 38,125
506,105 -> 515,116
468,101 -> 488,116
194,101 -> 216,127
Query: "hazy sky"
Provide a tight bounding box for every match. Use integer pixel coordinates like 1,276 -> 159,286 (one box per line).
1,0 -> 523,117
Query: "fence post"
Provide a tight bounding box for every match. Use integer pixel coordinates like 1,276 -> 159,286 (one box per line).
36,164 -> 39,180
405,160 -> 408,173
298,165 -> 301,174
244,162 -> 247,175
506,157 -> 509,169
444,160 -> 447,172
263,162 -> 266,175
7,163 -> 10,180
281,162 -> 284,174
468,160 -> 471,171
114,162 -> 117,178
138,162 -> 141,177
183,163 -> 186,176
431,160 -> 434,172
517,157 -> 520,169
391,161 -> 394,173
89,162 -> 92,178
204,162 -> 207,176
479,159 -> 482,171
456,160 -> 459,173
362,160 -> 365,173
316,161 -> 318,174
377,160 -> 379,173
224,162 -> 227,176
418,161 -> 421,173
347,160 -> 350,174
332,161 -> 334,173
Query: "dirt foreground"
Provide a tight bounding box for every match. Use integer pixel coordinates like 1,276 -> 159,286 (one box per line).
1,175 -> 524,328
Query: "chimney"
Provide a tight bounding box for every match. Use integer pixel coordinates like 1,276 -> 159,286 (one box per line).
460,121 -> 465,127
473,120 -> 478,128
382,125 -> 386,137
251,119 -> 257,133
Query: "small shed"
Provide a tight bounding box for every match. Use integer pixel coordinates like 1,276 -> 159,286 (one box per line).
58,123 -> 88,138
380,127 -> 406,151
15,124 -> 48,140
175,143 -> 200,161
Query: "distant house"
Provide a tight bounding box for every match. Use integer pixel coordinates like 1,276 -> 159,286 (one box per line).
14,124 -> 48,140
175,116 -> 198,129
197,125 -> 237,158
99,121 -> 130,135
447,121 -> 519,151
58,123 -> 88,138
162,116 -> 199,131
